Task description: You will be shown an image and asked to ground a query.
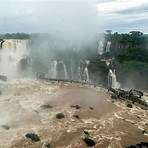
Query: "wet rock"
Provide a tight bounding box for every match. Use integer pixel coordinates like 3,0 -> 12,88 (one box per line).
111,94 -> 118,99
1,125 -> 10,130
0,75 -> 7,81
82,131 -> 95,147
82,137 -> 96,147
126,145 -> 137,148
73,115 -> 80,119
136,116 -> 140,119
127,103 -> 133,108
25,133 -> 40,142
129,89 -> 143,98
84,130 -> 90,136
126,142 -> 148,148
142,130 -> 148,136
70,105 -> 81,109
42,143 -> 51,148
89,106 -> 94,110
56,113 -> 65,119
41,104 -> 53,109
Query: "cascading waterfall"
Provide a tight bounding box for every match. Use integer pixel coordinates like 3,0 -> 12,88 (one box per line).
97,41 -> 104,55
0,39 -> 29,79
59,60 -> 68,79
108,69 -> 120,89
83,60 -> 90,82
49,60 -> 68,79
106,41 -> 111,53
50,60 -> 58,79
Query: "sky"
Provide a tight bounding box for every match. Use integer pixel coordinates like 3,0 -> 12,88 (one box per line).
0,0 -> 148,33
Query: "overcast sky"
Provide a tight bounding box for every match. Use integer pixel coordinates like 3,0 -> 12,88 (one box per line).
0,0 -> 148,33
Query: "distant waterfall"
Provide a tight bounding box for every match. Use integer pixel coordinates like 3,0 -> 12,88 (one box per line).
108,69 -> 120,89
83,60 -> 90,82
106,41 -> 111,52
59,60 -> 68,79
50,60 -> 58,79
49,60 -> 68,79
97,41 -> 104,55
0,39 -> 29,79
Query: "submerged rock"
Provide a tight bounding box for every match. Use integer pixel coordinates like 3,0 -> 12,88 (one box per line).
84,130 -> 90,136
73,115 -> 80,119
42,143 -> 51,148
25,133 -> 40,142
70,105 -> 81,109
89,106 -> 94,110
1,125 -> 10,130
83,137 -> 96,147
82,130 -> 95,147
127,103 -> 133,108
41,104 -> 53,109
126,142 -> 148,148
56,113 -> 65,119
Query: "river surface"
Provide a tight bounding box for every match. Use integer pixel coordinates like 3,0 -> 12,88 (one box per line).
0,79 -> 147,148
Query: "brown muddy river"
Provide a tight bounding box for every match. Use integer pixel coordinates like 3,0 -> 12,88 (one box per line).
0,79 -> 147,148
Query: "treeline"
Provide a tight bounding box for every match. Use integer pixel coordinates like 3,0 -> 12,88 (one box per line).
105,31 -> 148,55
104,31 -> 148,89
0,33 -> 30,39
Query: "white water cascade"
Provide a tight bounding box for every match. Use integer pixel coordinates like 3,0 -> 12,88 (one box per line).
97,41 -> 104,55
49,60 -> 68,79
59,60 -> 68,79
83,60 -> 90,82
106,41 -> 111,52
50,60 -> 58,79
108,69 -> 120,89
0,39 -> 29,79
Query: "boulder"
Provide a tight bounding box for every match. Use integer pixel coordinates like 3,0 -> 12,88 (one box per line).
25,133 -> 40,142
82,137 -> 96,147
70,105 -> 81,109
41,104 -> 53,109
73,115 -> 80,119
126,142 -> 148,148
1,125 -> 10,130
42,143 -> 51,148
89,106 -> 94,110
129,89 -> 143,98
127,104 -> 133,108
56,113 -> 65,119
82,130 -> 96,147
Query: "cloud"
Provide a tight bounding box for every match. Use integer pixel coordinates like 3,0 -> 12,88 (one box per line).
0,0 -> 148,33
96,0 -> 148,33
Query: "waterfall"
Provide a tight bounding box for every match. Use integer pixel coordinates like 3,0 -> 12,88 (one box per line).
108,69 -> 120,89
97,41 -> 104,55
51,60 -> 58,79
59,60 -> 68,79
70,60 -> 73,80
106,41 -> 111,52
83,60 -> 90,82
49,60 -> 68,79
0,39 -> 29,79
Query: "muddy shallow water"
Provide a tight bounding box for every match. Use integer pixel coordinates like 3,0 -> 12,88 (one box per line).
0,79 -> 147,148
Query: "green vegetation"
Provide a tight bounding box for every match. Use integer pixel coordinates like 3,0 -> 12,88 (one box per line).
93,30 -> 148,88
0,33 -> 30,39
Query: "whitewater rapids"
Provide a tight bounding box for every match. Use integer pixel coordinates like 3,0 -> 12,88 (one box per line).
0,79 -> 147,148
